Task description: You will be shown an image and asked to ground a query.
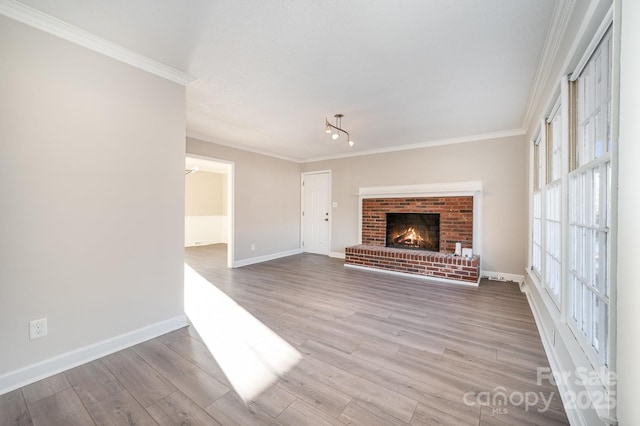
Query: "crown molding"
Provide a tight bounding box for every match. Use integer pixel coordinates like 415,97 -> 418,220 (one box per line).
188,127 -> 525,165
302,128 -> 526,163
186,131 -> 302,163
521,0 -> 576,133
189,127 -> 526,165
0,0 -> 195,85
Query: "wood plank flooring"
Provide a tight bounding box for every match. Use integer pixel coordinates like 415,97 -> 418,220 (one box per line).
0,244 -> 569,425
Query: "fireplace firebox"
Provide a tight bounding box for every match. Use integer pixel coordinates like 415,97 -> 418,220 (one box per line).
386,213 -> 440,251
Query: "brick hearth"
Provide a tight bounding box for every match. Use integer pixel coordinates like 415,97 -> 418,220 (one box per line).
346,195 -> 480,284
345,245 -> 480,283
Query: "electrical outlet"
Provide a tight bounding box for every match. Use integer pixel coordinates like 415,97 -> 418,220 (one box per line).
251,243 -> 256,251
29,318 -> 48,340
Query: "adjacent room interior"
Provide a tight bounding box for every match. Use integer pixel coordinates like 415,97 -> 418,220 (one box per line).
184,156 -> 233,267
1,1 -> 639,425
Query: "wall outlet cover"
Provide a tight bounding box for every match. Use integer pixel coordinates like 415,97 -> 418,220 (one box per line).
29,318 -> 48,340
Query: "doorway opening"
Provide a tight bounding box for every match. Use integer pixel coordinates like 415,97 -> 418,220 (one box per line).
185,155 -> 234,268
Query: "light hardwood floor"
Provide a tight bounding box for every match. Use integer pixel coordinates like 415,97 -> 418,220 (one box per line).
1,244 -> 569,425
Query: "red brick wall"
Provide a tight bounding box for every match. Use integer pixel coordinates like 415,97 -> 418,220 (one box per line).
362,197 -> 473,254
345,245 -> 479,283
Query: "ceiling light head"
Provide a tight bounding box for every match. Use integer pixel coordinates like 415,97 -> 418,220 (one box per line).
324,113 -> 353,147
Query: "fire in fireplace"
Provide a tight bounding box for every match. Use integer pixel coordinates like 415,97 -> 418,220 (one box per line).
386,213 -> 440,251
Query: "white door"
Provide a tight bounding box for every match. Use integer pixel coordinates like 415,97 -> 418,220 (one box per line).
302,172 -> 331,254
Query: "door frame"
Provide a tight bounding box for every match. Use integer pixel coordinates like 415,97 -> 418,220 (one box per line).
300,170 -> 332,255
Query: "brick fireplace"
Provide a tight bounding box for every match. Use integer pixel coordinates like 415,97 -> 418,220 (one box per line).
362,197 -> 473,253
345,183 -> 482,285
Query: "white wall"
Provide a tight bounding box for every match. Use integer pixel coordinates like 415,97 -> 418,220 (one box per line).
616,0 -> 640,423
186,138 -> 302,262
0,16 -> 186,388
185,216 -> 228,247
302,135 -> 528,275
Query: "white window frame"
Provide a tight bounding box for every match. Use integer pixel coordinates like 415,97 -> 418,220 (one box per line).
531,132 -> 543,277
567,24 -> 614,370
544,99 -> 563,305
527,8 -> 617,423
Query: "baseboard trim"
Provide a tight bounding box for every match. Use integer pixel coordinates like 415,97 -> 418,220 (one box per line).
521,282 -> 587,426
481,270 -> 525,285
0,314 -> 188,396
232,248 -> 303,268
329,252 -> 346,259
185,240 -> 227,248
345,264 -> 479,287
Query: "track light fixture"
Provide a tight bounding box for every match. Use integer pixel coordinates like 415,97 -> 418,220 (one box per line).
325,114 -> 353,147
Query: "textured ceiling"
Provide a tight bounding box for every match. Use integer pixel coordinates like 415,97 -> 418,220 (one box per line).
15,0 -> 557,162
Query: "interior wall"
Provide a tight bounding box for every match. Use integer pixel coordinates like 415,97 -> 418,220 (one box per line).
185,171 -> 226,216
302,135 -> 528,275
185,171 -> 228,246
616,0 -> 640,423
0,17 -> 186,377
186,138 -> 301,262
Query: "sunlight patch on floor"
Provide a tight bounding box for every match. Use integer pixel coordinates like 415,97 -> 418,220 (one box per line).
184,263 -> 302,401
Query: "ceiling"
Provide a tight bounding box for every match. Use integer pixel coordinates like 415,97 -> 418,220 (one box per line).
14,0 -> 558,162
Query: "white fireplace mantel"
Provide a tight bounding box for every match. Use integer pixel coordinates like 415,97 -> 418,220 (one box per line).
357,181 -> 483,258
357,181 -> 483,198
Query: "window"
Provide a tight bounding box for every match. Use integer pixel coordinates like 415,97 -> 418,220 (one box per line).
546,101 -> 563,183
527,14 -> 616,420
533,134 -> 543,192
568,26 -> 613,367
532,134 -> 543,276
544,102 -> 562,302
529,23 -> 614,369
545,182 -> 561,301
